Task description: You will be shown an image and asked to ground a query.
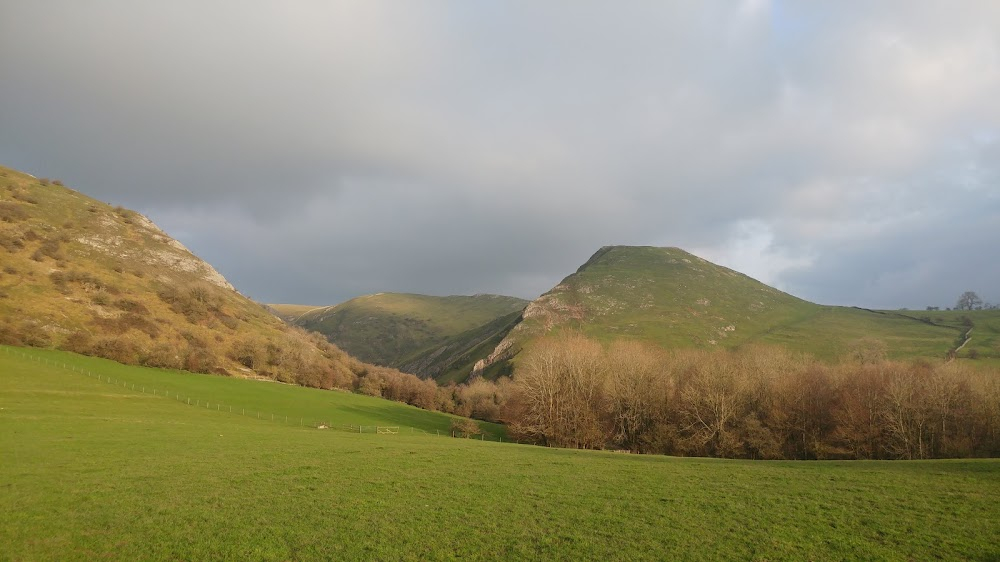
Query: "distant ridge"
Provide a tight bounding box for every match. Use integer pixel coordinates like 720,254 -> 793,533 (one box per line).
275,246 -> 973,384
468,245 -> 966,379
273,292 -> 528,381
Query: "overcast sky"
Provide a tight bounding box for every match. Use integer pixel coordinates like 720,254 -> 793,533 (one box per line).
1,1 -> 998,309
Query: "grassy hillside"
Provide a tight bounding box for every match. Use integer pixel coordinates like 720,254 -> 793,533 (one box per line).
399,309 -> 524,384
268,303 -> 322,322
0,346 -> 500,435
280,293 -> 527,379
0,164 -> 362,386
3,346 -> 998,560
473,246 -> 965,377
896,308 -> 1000,361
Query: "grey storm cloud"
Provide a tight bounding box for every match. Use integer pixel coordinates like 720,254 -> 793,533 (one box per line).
1,1 -> 998,308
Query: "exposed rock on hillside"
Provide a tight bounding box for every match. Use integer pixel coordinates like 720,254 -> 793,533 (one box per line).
0,165 -> 362,387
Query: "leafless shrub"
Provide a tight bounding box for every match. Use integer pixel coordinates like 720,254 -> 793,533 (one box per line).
450,418 -> 482,438
90,290 -> 111,306
0,202 -> 28,222
0,233 -> 25,253
113,205 -> 137,224
12,190 -> 38,204
114,298 -> 150,315
37,238 -> 63,260
90,337 -> 139,364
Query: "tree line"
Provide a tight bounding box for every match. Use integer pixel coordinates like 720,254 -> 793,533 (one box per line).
498,334 -> 999,459
344,332 -> 1000,460
5,285 -> 997,459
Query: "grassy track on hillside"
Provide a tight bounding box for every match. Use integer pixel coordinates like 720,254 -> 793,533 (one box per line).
898,309 -> 1000,361
2,348 -> 999,561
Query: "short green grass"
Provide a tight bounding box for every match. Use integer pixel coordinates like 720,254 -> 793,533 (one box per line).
758,306 -> 964,360
3,347 -> 999,560
897,309 -> 1000,361
0,346 -> 500,436
268,303 -> 325,321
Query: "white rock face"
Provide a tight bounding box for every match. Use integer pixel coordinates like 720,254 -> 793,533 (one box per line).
77,211 -> 236,291
136,214 -> 236,291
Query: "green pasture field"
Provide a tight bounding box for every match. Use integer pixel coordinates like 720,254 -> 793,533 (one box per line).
757,306 -> 962,361
2,347 -> 999,560
0,346 -> 501,437
898,309 -> 1000,361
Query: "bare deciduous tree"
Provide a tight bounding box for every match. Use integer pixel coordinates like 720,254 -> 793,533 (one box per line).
956,291 -> 983,311
606,340 -> 664,452
509,333 -> 608,448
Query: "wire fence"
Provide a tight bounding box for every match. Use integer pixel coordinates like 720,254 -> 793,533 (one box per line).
2,346 -> 509,443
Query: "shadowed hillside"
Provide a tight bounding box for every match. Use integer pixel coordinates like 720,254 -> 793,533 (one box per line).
274,293 -> 527,381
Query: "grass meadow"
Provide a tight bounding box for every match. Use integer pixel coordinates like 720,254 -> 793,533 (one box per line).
2,346 -> 999,560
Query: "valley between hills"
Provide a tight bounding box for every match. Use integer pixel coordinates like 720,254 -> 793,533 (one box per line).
2,163 -> 999,559
275,246 -> 998,384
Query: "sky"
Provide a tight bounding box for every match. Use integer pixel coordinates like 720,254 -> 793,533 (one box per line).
1,1 -> 998,309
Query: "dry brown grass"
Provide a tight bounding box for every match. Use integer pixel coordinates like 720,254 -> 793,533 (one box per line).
0,164 -> 371,387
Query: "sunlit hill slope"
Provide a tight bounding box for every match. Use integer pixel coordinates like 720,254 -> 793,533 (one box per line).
472,246 -> 971,378
0,164 -> 363,387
